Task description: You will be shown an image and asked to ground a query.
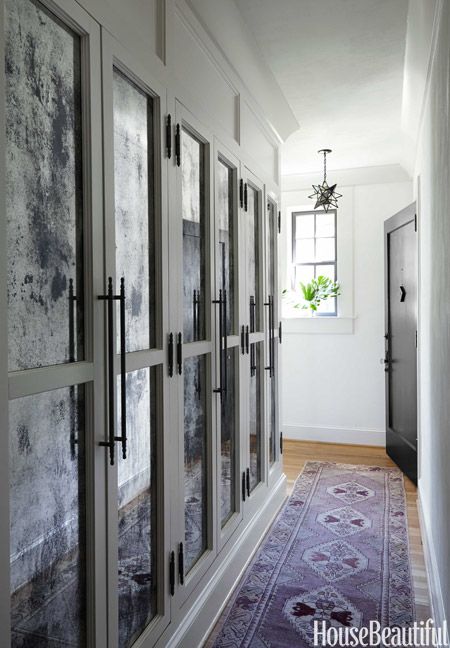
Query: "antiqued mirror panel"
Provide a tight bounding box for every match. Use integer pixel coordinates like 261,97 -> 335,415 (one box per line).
269,359 -> 277,465
217,158 -> 235,335
220,348 -> 237,527
247,185 -> 260,332
117,368 -> 157,648
5,0 -> 84,371
182,128 -> 207,343
184,354 -> 208,572
10,385 -> 86,647
113,68 -> 156,352
249,342 -> 262,491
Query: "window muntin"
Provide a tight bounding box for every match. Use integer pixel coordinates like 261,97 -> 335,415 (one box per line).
291,210 -> 337,316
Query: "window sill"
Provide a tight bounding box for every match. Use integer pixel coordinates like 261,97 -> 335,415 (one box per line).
282,316 -> 355,335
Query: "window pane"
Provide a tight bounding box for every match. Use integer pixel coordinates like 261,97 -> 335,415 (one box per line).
117,368 -> 157,648
318,296 -> 336,314
249,342 -> 262,492
316,212 -> 335,238
10,385 -> 86,646
316,238 -> 335,262
315,264 -> 335,281
6,0 -> 84,371
295,265 -> 314,288
247,185 -> 260,331
217,159 -> 235,335
114,69 -> 155,352
296,238 -> 315,263
221,348 -> 237,527
182,129 -> 206,343
184,355 -> 208,571
295,213 -> 314,238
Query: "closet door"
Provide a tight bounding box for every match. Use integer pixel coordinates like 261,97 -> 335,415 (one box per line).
3,1 -> 107,646
170,102 -> 216,605
265,197 -> 280,476
101,32 -> 170,648
214,142 -> 242,548
240,169 -> 266,515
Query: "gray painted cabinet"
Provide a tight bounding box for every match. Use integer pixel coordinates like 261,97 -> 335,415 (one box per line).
0,0 -> 283,646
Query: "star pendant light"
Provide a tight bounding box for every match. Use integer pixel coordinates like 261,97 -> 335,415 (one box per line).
308,149 -> 342,212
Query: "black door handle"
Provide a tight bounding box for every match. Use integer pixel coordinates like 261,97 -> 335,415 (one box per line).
168,332 -> 174,377
99,276 -> 127,465
242,471 -> 246,501
177,332 -> 183,375
400,285 -> 406,302
241,325 -> 245,355
246,467 -> 250,497
245,325 -> 249,354
213,290 -> 224,400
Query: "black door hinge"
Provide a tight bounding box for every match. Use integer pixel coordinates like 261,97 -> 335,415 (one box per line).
166,114 -> 172,159
175,124 -> 181,167
242,471 -> 246,501
280,432 -> 283,455
177,332 -> 183,374
414,213 -> 417,232
178,542 -> 184,585
278,210 -> 281,234
244,182 -> 248,212
279,321 -> 282,344
239,178 -> 244,208
169,550 -> 175,596
168,332 -> 174,377
246,467 -> 250,497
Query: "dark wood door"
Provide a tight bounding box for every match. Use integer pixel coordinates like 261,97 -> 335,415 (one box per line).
384,203 -> 417,484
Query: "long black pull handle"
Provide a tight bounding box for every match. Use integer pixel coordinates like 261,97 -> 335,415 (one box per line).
223,288 -> 228,397
279,321 -> 282,344
177,332 -> 183,375
241,325 -> 245,355
244,182 -> 248,212
250,296 -> 256,333
270,295 -> 275,378
169,551 -> 175,596
178,542 -> 184,585
242,471 -> 246,501
239,178 -> 244,208
246,467 -> 250,497
119,278 -> 127,459
245,325 -> 249,355
264,297 -> 272,373
166,114 -> 172,159
175,124 -> 181,167
99,277 -> 116,466
168,332 -> 174,377
213,290 -> 224,400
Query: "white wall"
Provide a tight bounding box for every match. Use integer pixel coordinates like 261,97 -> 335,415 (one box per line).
281,173 -> 412,446
406,0 -> 450,630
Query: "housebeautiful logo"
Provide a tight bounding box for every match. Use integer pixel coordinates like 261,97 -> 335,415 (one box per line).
313,619 -> 449,647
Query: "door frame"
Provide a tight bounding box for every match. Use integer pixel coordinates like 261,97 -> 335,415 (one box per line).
384,202 -> 418,485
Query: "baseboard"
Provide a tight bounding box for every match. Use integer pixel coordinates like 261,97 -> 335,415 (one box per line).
418,490 -> 448,643
283,424 -> 385,447
156,473 -> 287,648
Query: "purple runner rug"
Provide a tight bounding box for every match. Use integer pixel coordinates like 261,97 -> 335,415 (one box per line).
207,461 -> 415,647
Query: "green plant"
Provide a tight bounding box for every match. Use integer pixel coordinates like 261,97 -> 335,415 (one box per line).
283,275 -> 341,313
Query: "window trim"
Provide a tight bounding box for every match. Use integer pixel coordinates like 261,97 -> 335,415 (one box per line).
291,209 -> 337,316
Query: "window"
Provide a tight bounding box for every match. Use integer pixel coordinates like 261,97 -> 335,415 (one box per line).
291,210 -> 337,315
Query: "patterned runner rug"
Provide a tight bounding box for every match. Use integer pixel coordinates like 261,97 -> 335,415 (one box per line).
207,461 -> 415,647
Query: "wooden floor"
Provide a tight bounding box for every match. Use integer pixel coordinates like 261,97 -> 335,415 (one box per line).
284,439 -> 431,622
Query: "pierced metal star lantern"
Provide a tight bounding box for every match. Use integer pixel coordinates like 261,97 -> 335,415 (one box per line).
308,149 -> 342,212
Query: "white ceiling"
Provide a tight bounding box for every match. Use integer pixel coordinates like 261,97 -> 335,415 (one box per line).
234,0 -> 409,176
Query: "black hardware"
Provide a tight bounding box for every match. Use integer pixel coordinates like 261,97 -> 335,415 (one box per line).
414,213 -> 417,232
166,114 -> 172,159
264,296 -> 275,376
193,289 -> 200,341
99,277 -> 127,466
175,123 -> 181,167
241,325 -> 245,355
246,467 -> 250,497
178,542 -> 184,585
279,321 -> 282,344
278,210 -> 281,234
213,289 -> 224,400
223,288 -> 228,397
400,285 -> 406,302
69,279 -> 78,458
250,296 -> 256,332
168,332 -> 174,377
119,277 -> 127,460
177,332 -> 183,374
250,344 -> 256,377
280,432 -> 283,455
244,182 -> 248,212
245,325 -> 249,355
239,178 -> 244,208
242,471 -> 246,501
169,551 -> 175,596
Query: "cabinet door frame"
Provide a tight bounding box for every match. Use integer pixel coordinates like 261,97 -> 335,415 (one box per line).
239,167 -> 267,519
213,139 -> 243,550
101,29 -> 171,647
170,100 -> 218,609
1,0 -> 107,645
